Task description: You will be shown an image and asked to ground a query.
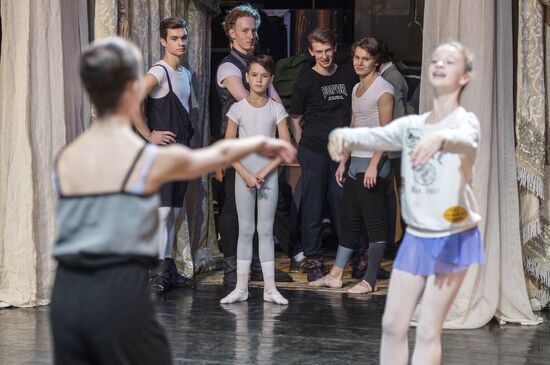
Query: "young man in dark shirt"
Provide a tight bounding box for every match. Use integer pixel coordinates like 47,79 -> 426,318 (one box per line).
290,29 -> 357,281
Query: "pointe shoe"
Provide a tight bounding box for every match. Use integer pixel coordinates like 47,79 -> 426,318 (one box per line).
220,288 -> 249,304
308,275 -> 342,288
263,289 -> 289,305
347,280 -> 377,294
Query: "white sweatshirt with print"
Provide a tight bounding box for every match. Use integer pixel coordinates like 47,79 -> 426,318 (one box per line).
334,106 -> 481,238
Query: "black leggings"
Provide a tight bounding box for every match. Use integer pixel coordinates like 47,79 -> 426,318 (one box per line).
340,173 -> 387,249
50,263 -> 172,365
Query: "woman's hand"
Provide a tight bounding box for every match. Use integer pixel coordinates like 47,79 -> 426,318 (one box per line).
363,165 -> 378,189
335,161 -> 346,188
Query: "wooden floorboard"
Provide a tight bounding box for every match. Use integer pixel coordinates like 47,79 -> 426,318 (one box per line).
1,275 -> 549,364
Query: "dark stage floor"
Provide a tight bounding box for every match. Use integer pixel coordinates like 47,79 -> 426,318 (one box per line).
1,285 -> 549,365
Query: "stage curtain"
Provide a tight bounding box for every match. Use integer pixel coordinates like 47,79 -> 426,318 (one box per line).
418,0 -> 541,328
175,1 -> 221,276
0,0 -> 87,307
0,0 -> 219,307
520,1 -> 550,311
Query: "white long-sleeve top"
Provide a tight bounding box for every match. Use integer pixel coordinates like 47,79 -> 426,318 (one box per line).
335,106 -> 481,237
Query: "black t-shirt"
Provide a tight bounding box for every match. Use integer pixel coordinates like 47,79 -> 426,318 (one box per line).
290,64 -> 357,155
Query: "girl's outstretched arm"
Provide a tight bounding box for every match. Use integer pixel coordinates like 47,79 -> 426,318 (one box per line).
328,117 -> 405,163
147,136 -> 296,190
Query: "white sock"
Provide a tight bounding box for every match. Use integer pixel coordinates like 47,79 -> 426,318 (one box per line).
261,261 -> 276,292
293,252 -> 305,262
236,259 -> 251,292
261,261 -> 288,305
220,259 -> 251,304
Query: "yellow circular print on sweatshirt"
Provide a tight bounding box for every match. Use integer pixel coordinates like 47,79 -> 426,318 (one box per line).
443,206 -> 469,223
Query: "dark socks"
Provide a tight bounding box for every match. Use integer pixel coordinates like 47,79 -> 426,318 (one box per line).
363,241 -> 386,287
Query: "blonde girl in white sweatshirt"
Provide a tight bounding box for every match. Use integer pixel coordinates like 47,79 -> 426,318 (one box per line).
328,42 -> 485,365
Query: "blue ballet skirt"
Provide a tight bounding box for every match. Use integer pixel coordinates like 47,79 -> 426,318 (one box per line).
393,226 -> 485,276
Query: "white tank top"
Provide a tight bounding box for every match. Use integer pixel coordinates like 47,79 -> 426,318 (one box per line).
351,77 -> 394,158
147,60 -> 191,112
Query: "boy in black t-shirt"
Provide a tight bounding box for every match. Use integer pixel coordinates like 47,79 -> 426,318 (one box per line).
290,29 -> 357,281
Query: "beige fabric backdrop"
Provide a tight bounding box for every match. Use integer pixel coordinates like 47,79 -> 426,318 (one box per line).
0,0 -> 219,307
0,0 -> 77,307
418,0 -> 541,328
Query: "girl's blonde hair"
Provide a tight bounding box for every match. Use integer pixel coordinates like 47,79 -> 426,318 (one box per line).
438,41 -> 474,73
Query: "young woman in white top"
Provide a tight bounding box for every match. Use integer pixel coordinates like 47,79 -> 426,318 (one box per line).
328,42 -> 485,365
309,37 -> 394,294
221,55 -> 291,305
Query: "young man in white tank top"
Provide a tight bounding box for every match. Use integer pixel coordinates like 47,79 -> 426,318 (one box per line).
132,18 -> 193,294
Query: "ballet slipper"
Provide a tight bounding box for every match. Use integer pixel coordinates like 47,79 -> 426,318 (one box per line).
347,280 -> 377,294
308,274 -> 343,288
220,288 -> 249,304
263,289 -> 289,305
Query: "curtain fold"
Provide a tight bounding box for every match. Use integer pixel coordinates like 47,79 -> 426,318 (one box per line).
0,0 -> 69,307
94,0 -> 118,39
418,0 -> 540,328
520,1 -> 550,310
175,0 -> 221,277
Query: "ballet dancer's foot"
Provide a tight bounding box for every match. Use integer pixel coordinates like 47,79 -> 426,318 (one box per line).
308,274 -> 342,288
220,288 -> 248,304
347,280 -> 377,294
263,289 -> 289,305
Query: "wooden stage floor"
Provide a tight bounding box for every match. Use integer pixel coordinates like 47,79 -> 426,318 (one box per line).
1,266 -> 550,364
